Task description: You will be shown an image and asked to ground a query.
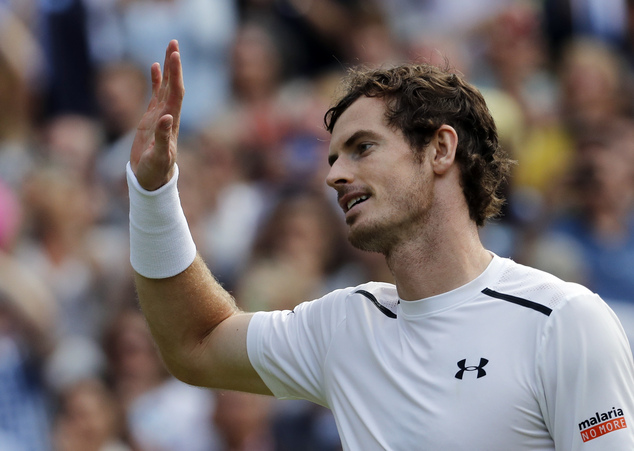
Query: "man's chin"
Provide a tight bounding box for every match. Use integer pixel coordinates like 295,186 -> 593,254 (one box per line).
347,223 -> 391,254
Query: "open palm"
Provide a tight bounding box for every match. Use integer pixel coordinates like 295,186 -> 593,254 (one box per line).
130,40 -> 184,191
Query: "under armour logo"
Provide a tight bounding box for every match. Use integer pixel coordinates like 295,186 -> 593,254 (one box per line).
455,358 -> 489,380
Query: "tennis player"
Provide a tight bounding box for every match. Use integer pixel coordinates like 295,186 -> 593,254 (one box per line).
127,40 -> 634,450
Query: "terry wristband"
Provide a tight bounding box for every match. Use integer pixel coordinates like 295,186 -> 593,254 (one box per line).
127,162 -> 197,278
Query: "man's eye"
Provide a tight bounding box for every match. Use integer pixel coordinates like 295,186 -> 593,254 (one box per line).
358,143 -> 373,153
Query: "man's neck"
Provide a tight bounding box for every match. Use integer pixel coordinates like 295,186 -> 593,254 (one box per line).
385,220 -> 492,301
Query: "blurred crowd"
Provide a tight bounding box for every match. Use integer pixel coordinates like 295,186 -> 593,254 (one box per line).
1,0 -> 634,449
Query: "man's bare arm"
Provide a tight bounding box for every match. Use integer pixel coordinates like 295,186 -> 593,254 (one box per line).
128,40 -> 270,395
135,255 -> 270,394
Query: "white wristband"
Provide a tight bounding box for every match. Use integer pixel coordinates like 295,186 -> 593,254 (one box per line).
127,162 -> 197,278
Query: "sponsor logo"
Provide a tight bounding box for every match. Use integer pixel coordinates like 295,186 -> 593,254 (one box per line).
578,407 -> 627,442
455,358 -> 489,380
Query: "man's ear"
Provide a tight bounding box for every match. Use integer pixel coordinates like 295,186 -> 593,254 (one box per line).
430,125 -> 458,175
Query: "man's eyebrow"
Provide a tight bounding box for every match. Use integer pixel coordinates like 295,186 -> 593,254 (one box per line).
343,129 -> 380,148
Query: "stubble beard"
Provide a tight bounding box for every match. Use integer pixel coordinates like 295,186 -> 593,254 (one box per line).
348,220 -> 395,255
347,181 -> 434,256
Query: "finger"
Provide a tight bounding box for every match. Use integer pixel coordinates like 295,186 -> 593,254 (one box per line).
166,50 -> 184,137
151,62 -> 161,98
159,40 -> 179,102
146,63 -> 162,111
161,41 -> 174,90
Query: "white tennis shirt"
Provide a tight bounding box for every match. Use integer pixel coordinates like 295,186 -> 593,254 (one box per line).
247,254 -> 634,450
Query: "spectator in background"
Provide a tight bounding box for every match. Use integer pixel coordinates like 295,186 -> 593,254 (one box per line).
512,37 -> 629,211
235,189 -> 351,313
0,251 -> 57,451
40,113 -> 135,329
525,120 -> 634,307
0,5 -> 43,189
0,181 -> 22,253
14,157 -> 130,392
102,307 -> 219,451
1,0 -> 39,28
472,3 -> 556,126
543,0 -> 628,60
95,61 -> 148,147
471,3 -> 561,256
237,0 -> 358,79
342,6 -> 404,69
19,111 -> 132,346
94,60 -> 150,226
625,0 -> 634,67
38,0 -> 96,118
172,145 -> 213,258
53,378 -> 132,451
17,166 -> 104,341
376,0 -> 516,52
521,119 -> 634,346
486,36 -> 633,261
107,0 -> 237,134
557,37 -> 629,131
182,128 -> 268,289
271,401 -> 342,451
213,391 -> 275,451
213,389 -> 342,451
217,19 -> 345,194
40,114 -> 105,185
222,20 -> 293,187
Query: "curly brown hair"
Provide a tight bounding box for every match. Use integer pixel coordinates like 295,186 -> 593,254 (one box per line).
324,64 -> 513,226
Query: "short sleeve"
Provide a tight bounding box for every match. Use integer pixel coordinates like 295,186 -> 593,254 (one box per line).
537,293 -> 634,449
246,288 -> 351,407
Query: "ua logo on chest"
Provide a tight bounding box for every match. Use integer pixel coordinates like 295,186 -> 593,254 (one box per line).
455,358 -> 489,379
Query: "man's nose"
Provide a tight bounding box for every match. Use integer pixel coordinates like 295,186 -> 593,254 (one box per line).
326,158 -> 353,188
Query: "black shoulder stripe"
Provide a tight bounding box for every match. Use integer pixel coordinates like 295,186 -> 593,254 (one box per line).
482,288 -> 552,316
355,290 -> 397,319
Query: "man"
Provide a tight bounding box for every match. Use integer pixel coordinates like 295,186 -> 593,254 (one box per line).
127,40 -> 634,449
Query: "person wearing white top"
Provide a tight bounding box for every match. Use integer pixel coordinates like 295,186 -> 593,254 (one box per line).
126,40 -> 634,449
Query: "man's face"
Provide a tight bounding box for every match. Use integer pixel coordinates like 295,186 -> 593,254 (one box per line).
327,96 -> 434,254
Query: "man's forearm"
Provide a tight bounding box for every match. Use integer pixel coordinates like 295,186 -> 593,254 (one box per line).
135,253 -> 240,382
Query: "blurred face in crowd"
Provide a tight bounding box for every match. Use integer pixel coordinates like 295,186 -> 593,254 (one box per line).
230,22 -> 281,101
107,310 -> 166,384
271,195 -> 338,268
559,40 -> 623,124
213,391 -> 272,448
327,96 -> 434,254
96,63 -> 148,137
576,136 -> 634,215
55,380 -> 122,451
43,115 -> 102,179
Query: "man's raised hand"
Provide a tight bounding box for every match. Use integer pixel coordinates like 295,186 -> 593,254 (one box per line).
130,40 -> 184,191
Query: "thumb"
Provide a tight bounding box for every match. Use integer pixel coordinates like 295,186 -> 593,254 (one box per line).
155,114 -> 174,153
137,114 -> 176,191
